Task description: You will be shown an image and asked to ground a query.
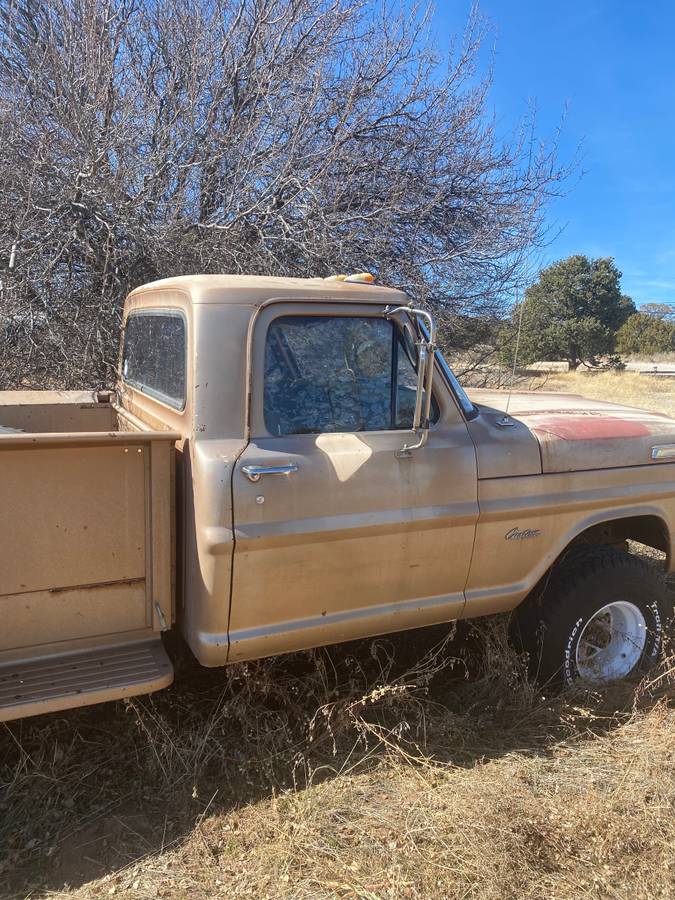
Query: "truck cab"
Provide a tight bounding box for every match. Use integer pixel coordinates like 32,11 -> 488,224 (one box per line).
119,275 -> 486,667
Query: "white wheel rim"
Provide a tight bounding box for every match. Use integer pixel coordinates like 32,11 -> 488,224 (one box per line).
575,601 -> 647,683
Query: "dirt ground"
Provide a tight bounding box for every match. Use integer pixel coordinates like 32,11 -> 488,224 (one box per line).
1,373 -> 674,900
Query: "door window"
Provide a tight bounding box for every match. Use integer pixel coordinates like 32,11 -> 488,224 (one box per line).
263,315 -> 438,435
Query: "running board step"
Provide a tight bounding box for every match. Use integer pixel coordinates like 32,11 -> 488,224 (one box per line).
0,640 -> 174,722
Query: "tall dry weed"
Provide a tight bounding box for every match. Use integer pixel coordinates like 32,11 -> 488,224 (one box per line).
2,614 -> 673,897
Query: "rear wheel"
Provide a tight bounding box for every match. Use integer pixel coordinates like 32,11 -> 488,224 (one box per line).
510,546 -> 667,687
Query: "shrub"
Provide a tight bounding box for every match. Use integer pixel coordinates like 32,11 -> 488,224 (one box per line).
616,312 -> 675,355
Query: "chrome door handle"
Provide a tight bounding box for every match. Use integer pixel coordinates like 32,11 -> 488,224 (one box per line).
241,463 -> 299,483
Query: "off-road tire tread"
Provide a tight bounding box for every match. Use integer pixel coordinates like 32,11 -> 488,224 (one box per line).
511,545 -> 667,685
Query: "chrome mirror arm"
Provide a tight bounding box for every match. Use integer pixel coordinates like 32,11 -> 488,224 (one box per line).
411,344 -> 428,431
396,426 -> 430,458
384,305 -> 436,457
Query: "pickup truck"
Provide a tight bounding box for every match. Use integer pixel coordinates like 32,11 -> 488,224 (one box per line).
1,273 -> 673,722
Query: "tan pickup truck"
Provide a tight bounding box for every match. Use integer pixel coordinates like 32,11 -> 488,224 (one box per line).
2,274 -> 673,721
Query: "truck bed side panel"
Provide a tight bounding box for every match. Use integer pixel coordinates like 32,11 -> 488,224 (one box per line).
0,390 -> 116,433
0,432 -> 176,658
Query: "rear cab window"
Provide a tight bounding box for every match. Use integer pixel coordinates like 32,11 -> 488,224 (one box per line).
122,311 -> 187,410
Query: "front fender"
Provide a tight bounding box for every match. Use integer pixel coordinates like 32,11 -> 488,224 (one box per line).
463,465 -> 675,618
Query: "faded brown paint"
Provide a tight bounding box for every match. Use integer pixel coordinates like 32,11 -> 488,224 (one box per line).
2,273 -> 675,721
122,276 -> 675,670
0,391 -> 116,432
1,581 -> 148,651
0,392 -> 178,717
0,442 -> 147,599
228,299 -> 477,662
469,389 -> 675,475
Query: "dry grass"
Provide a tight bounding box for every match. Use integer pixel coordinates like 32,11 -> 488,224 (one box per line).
2,621 -> 674,900
541,370 -> 675,418
89,698 -> 675,900
1,375 -> 675,900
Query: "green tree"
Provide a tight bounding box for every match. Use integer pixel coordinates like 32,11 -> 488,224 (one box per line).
500,256 -> 636,370
616,313 -> 675,355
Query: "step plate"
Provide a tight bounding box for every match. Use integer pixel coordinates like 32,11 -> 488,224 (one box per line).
0,641 -> 174,722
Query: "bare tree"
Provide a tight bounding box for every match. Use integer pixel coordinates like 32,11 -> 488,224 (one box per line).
0,0 -> 568,388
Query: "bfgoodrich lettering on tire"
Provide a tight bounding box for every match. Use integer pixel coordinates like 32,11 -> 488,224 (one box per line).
510,546 -> 667,687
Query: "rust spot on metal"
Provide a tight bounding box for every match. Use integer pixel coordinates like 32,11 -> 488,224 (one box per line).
49,577 -> 145,595
531,415 -> 651,440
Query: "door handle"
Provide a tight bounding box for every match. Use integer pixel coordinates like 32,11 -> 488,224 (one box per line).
241,463 -> 299,483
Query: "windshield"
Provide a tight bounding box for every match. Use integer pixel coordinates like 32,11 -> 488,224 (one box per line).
435,348 -> 477,419
417,320 -> 477,419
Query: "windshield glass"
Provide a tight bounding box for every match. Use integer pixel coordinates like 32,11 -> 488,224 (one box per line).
435,348 -> 477,419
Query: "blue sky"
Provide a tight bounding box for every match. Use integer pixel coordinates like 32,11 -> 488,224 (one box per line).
431,2 -> 675,308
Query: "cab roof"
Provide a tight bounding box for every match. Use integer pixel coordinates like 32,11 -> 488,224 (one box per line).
127,274 -> 408,307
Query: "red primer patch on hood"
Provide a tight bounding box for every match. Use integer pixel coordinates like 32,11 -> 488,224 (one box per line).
530,415 -> 651,440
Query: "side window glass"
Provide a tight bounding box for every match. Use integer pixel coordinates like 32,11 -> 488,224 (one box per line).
264,316 -> 394,435
394,331 -> 440,428
263,315 -> 440,436
395,334 -> 420,428
122,312 -> 186,409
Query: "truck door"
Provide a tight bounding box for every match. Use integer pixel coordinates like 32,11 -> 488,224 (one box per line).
230,303 -> 478,662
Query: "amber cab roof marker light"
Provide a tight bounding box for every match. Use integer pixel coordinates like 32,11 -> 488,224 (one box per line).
345,272 -> 376,283
323,272 -> 376,284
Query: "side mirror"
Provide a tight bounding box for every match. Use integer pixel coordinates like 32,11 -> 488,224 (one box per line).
384,306 -> 436,457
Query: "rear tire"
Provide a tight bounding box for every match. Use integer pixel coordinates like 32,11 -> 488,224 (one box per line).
510,546 -> 667,687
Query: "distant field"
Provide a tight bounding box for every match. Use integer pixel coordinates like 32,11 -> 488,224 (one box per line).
541,370 -> 675,417
529,355 -> 675,372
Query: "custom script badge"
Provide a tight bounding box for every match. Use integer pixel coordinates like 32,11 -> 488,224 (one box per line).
505,527 -> 542,541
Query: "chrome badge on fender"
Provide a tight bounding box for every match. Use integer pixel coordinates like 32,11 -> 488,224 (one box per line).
505,527 -> 542,541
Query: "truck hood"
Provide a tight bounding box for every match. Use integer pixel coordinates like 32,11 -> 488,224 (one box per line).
468,389 -> 675,475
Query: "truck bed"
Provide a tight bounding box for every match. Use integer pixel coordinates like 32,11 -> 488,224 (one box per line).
0,391 -> 179,720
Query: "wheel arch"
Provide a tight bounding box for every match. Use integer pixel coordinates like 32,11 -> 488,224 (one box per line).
515,511 -> 670,613
566,512 -> 670,563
